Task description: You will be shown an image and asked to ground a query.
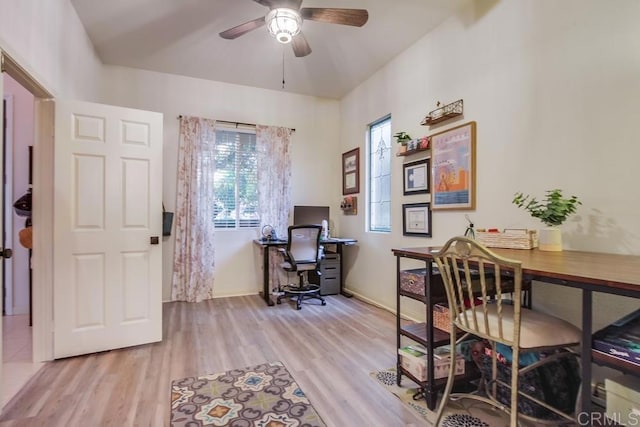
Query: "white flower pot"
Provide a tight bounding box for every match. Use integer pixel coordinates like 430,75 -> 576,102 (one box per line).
539,227 -> 562,251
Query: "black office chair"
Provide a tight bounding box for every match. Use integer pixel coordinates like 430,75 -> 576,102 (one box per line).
277,225 -> 326,310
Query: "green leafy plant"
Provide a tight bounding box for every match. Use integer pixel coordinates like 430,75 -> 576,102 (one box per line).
512,189 -> 581,227
393,132 -> 412,145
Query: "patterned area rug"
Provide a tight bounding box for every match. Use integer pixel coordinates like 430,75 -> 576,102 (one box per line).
371,367 -> 516,427
171,361 -> 326,426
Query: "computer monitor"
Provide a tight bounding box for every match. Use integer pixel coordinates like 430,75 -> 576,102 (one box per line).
293,205 -> 329,226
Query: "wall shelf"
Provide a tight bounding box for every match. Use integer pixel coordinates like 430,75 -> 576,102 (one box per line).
396,147 -> 429,157
421,99 -> 463,126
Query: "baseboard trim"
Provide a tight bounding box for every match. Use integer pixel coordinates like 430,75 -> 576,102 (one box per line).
342,287 -> 420,323
211,291 -> 259,299
163,291 -> 260,303
163,289 -> 421,324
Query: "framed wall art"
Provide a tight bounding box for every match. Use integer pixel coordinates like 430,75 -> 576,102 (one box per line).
430,121 -> 476,210
403,158 -> 430,195
402,202 -> 432,237
342,148 -> 360,195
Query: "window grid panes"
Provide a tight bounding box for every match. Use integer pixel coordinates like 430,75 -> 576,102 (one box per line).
214,130 -> 260,228
369,116 -> 391,232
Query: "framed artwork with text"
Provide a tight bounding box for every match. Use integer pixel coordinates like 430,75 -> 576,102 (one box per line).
342,148 -> 360,195
402,202 -> 432,237
431,121 -> 476,210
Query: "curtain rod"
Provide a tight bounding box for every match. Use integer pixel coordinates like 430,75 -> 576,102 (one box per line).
177,115 -> 295,132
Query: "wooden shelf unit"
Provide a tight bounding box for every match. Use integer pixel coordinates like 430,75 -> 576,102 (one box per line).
394,254 -> 480,410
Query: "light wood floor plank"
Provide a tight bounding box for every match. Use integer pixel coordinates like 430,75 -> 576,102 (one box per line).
0,295 -> 425,426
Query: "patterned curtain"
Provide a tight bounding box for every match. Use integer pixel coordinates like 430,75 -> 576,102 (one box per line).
171,116 -> 217,302
256,125 -> 293,292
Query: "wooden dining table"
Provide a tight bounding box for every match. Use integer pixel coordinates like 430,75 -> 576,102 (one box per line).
391,246 -> 640,416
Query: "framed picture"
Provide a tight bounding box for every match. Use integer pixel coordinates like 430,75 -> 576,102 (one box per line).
403,158 -> 430,195
431,121 -> 476,210
402,202 -> 432,237
342,148 -> 360,195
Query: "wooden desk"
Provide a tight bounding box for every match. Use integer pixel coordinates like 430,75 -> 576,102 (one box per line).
254,237 -> 357,306
392,246 -> 640,416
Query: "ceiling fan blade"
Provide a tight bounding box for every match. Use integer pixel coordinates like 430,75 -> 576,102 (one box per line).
283,0 -> 303,9
291,32 -> 312,58
253,0 -> 302,10
253,0 -> 278,7
300,8 -> 369,27
219,16 -> 266,39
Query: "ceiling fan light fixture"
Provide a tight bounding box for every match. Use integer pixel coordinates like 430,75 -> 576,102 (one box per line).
266,8 -> 302,44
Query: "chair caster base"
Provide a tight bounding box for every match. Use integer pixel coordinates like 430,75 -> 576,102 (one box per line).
277,284 -> 326,310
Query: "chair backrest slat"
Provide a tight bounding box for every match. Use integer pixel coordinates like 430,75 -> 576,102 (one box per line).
478,261 -> 491,338
462,259 -> 479,331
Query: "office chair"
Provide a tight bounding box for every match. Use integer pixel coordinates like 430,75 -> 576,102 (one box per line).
276,225 -> 326,310
433,236 -> 581,426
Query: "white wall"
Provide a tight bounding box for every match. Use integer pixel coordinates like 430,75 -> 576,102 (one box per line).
339,0 -> 640,331
102,66 -> 341,300
0,0 -> 105,100
3,74 -> 33,315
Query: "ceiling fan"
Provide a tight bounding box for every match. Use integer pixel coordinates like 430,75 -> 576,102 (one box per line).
219,0 -> 369,57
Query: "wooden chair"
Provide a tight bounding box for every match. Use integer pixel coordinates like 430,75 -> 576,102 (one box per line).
433,236 -> 581,426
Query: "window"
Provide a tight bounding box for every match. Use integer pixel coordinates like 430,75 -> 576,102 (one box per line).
214,129 -> 260,228
368,116 -> 392,232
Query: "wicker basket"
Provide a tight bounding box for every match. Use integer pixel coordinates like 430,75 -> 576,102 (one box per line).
476,229 -> 538,250
433,303 -> 451,332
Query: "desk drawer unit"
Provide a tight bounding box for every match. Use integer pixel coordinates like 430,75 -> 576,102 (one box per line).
310,253 -> 341,295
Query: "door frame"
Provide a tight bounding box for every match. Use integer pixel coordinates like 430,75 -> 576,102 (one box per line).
2,94 -> 13,316
32,99 -> 54,362
1,51 -> 54,363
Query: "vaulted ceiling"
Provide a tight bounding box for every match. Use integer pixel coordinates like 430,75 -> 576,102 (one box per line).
70,0 -> 466,99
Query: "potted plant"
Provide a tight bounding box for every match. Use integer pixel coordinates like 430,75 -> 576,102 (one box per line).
393,132 -> 412,145
393,132 -> 412,153
512,189 -> 581,251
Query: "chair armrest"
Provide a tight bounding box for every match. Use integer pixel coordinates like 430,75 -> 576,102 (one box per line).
281,249 -> 297,270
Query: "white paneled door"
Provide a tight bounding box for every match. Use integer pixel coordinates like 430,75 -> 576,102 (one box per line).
53,100 -> 163,358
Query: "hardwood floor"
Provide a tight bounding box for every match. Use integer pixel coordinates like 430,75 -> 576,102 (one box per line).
0,295 -> 426,426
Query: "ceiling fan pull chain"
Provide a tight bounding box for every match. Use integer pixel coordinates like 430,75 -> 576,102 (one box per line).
282,47 -> 286,89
